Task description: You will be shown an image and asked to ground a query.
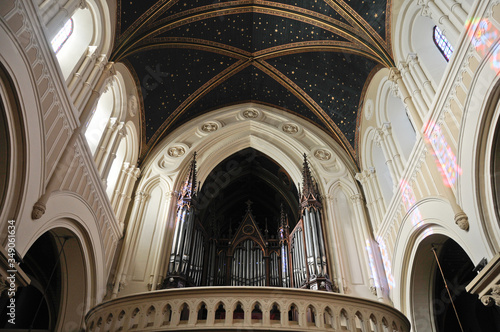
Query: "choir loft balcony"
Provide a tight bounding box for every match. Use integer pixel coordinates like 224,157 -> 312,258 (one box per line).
86,286 -> 410,331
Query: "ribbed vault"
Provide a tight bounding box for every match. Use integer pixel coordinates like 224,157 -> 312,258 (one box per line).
112,0 -> 393,165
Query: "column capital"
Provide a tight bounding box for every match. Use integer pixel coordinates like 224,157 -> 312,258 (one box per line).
397,61 -> 410,74
388,67 -> 402,82
86,45 -> 98,58
417,0 -> 432,17
79,0 -> 88,9
406,53 -> 419,64
117,125 -> 127,138
381,122 -> 392,134
374,131 -> 383,148
354,172 -> 365,182
350,193 -> 364,204
134,191 -> 150,202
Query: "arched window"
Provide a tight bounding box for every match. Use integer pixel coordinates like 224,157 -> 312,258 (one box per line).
324,307 -> 334,328
270,303 -> 280,322
433,26 -> 453,61
162,305 -> 172,326
306,306 -> 316,326
197,303 -> 207,321
51,18 -> 74,54
251,303 -> 262,321
215,303 -> 226,321
233,303 -> 244,320
288,304 -> 299,324
179,303 -> 189,322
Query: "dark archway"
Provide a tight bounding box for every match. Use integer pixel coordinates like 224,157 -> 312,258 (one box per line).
433,239 -> 500,332
197,147 -> 299,236
411,233 -> 500,332
0,226 -> 89,331
0,232 -> 61,330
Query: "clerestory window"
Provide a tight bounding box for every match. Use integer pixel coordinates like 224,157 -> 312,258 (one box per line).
51,19 -> 74,54
433,26 -> 453,61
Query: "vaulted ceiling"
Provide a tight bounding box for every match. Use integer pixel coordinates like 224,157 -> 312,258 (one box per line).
111,0 -> 394,165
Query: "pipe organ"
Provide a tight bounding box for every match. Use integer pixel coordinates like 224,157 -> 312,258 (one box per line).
164,153 -> 335,292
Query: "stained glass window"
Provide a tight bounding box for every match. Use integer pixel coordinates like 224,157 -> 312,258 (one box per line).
51,18 -> 74,54
433,26 -> 453,61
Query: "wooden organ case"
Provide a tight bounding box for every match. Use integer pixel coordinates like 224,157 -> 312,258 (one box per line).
163,153 -> 336,292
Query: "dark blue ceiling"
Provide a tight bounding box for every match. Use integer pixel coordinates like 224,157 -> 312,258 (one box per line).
113,0 -> 393,165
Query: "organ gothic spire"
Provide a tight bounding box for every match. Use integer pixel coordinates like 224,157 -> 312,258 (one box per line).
300,154 -> 322,209
178,152 -> 197,208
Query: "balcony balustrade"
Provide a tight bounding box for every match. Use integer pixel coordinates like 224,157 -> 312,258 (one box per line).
86,286 -> 410,331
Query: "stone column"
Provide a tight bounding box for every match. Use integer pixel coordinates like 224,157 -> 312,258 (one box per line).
111,165 -> 141,228
355,169 -> 386,227
74,54 -> 108,111
321,195 -> 342,293
389,67 -> 424,131
350,194 -> 381,298
111,191 -> 150,298
399,61 -> 429,117
407,53 -> 436,106
94,117 -> 118,169
149,191 -> 174,291
375,128 -> 398,187
381,123 -> 405,177
100,125 -> 126,187
68,46 -> 98,97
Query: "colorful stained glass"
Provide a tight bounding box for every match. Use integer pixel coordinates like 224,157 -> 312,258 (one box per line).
433,26 -> 454,61
51,19 -> 74,54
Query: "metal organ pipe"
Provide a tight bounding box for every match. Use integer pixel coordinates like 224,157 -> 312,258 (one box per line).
169,208 -> 187,273
231,252 -> 235,286
292,235 -> 299,287
303,210 -> 316,277
313,210 -> 327,274
198,239 -> 204,285
245,241 -> 250,285
296,229 -> 306,285
181,210 -> 195,275
168,209 -> 183,272
291,235 -> 297,286
238,248 -> 243,286
207,241 -> 216,285
175,209 -> 189,273
262,250 -> 265,286
308,209 -> 321,276
252,249 -> 256,286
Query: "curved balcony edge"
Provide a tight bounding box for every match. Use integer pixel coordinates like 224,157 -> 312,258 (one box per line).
86,286 -> 410,331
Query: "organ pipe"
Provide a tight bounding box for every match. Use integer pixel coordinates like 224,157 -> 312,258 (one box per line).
164,153 -> 198,288
165,153 -> 334,292
298,154 -> 334,291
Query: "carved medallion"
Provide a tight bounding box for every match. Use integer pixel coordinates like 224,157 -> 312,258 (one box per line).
282,123 -> 299,134
243,109 -> 259,118
168,146 -> 185,157
364,99 -> 374,121
201,122 -> 219,132
314,149 -> 331,161
243,225 -> 254,235
128,95 -> 138,117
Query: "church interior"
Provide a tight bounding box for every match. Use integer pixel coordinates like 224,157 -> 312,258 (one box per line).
1,0 -> 500,331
